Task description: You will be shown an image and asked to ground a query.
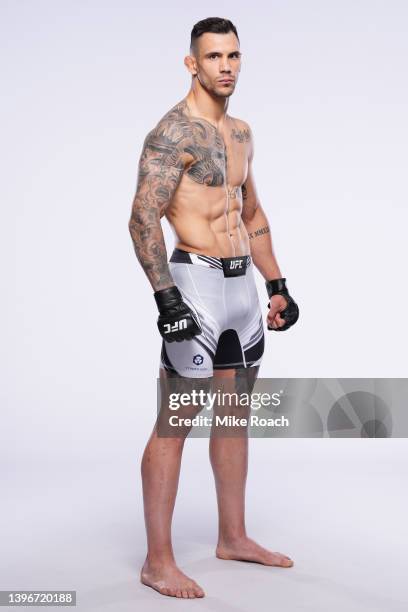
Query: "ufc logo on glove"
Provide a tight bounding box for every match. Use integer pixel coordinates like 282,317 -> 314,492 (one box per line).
163,319 -> 188,334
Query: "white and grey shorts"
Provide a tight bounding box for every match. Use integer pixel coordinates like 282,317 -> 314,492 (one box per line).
160,248 -> 265,378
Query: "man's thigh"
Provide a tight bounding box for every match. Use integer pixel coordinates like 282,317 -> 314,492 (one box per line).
212,365 -> 260,394
157,366 -> 213,437
210,366 -> 260,437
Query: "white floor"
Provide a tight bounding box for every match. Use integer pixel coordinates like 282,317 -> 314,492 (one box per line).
1,439 -> 407,611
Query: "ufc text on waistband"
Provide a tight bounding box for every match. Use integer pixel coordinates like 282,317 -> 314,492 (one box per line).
170,248 -> 251,277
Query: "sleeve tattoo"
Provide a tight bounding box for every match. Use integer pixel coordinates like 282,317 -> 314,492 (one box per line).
128,121 -> 186,291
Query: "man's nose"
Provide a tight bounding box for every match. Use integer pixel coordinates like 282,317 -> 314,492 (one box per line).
219,58 -> 232,73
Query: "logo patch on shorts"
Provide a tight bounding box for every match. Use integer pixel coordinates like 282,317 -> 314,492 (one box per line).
193,354 -> 204,365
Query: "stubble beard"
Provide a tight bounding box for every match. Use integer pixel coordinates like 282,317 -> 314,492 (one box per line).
210,83 -> 236,99
197,73 -> 236,99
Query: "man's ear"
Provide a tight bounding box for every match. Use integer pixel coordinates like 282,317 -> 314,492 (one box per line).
184,55 -> 197,76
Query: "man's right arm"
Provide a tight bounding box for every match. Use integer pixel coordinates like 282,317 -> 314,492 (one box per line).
128,123 -> 185,291
128,122 -> 202,342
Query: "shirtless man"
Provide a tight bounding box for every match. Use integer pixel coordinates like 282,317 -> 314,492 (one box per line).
128,17 -> 299,599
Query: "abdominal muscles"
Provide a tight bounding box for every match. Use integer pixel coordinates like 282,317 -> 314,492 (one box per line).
165,181 -> 250,258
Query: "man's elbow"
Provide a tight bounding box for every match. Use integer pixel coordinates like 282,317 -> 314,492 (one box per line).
128,196 -> 142,233
128,212 -> 136,237
242,200 -> 260,225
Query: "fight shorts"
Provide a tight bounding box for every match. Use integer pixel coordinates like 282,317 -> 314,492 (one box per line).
160,248 -> 265,378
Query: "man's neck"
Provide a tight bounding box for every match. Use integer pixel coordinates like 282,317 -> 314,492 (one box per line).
185,84 -> 229,129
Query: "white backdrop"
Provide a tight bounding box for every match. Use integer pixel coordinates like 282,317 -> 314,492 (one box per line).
2,2 -> 408,609
3,0 -> 408,461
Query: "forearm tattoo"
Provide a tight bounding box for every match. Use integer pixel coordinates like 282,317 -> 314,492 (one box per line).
247,225 -> 270,240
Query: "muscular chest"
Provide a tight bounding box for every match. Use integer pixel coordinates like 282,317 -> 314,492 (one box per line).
184,120 -> 248,191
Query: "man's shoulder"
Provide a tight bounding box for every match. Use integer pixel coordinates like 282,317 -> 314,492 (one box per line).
147,100 -> 192,145
229,116 -> 252,130
228,115 -> 253,144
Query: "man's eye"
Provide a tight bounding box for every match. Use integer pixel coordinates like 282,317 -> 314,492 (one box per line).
209,54 -> 218,59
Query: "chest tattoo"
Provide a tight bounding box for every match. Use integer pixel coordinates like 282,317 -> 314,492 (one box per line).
185,121 -> 226,187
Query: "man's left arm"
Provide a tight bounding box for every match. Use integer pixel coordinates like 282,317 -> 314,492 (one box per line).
241,162 -> 282,281
241,146 -> 299,331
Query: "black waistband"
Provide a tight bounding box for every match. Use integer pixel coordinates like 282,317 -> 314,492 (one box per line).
169,248 -> 251,277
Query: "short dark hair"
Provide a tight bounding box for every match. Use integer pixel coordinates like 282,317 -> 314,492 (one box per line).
190,17 -> 239,54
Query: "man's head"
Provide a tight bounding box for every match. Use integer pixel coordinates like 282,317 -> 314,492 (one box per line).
185,17 -> 241,98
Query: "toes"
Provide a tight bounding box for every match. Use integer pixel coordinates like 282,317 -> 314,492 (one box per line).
280,555 -> 294,567
145,575 -> 204,598
191,582 -> 204,597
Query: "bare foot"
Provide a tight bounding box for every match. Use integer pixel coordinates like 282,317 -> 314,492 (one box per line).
216,536 -> 294,568
140,557 -> 205,598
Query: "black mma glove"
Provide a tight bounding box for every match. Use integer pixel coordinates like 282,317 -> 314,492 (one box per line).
265,277 -> 299,331
154,286 -> 202,342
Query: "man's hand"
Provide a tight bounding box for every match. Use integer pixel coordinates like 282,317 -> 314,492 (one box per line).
267,294 -> 290,330
154,286 -> 202,342
265,278 -> 299,332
